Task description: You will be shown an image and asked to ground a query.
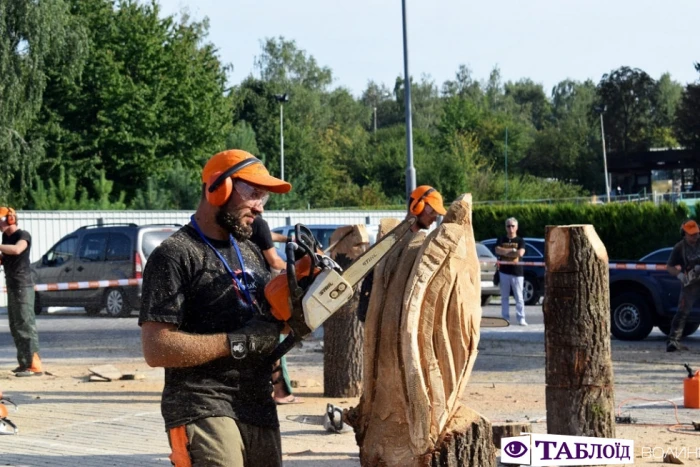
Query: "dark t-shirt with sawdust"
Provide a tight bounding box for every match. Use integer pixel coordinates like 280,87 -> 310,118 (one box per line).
138,225 -> 278,429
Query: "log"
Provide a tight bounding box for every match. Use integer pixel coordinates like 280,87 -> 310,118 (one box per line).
349,196 -> 496,467
324,225 -> 370,397
543,225 -> 615,438
491,422 -> 533,449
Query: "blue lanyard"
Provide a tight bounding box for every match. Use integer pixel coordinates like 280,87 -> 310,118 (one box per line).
190,215 -> 254,306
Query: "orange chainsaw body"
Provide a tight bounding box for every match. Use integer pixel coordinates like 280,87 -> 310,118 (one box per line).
265,255 -> 320,322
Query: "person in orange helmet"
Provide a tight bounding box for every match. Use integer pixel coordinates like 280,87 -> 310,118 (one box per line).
666,219 -> 700,352
139,150 -> 291,466
407,185 -> 447,232
0,207 -> 43,377
357,185 -> 447,322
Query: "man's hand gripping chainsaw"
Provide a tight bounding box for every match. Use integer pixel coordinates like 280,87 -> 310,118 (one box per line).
263,218 -> 417,361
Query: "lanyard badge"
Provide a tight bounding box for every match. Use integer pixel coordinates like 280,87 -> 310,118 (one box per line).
190,215 -> 254,307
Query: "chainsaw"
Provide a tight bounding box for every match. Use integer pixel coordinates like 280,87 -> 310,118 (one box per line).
0,391 -> 18,435
263,217 -> 508,360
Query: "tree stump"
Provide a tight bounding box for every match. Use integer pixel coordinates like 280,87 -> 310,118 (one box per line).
543,225 -> 615,438
347,196 -> 496,467
491,422 -> 532,448
324,225 -> 370,397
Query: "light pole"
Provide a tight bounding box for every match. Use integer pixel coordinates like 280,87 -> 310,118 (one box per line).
274,93 -> 289,180
595,105 -> 611,203
402,0 -> 416,201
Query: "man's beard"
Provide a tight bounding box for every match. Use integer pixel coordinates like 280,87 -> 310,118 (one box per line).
216,209 -> 252,241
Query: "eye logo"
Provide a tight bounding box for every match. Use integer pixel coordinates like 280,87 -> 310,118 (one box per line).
503,441 -> 528,458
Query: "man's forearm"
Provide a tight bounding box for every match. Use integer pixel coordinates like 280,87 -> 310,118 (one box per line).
142,325 -> 229,368
0,244 -> 22,255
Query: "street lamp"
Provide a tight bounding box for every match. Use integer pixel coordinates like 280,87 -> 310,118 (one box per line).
274,93 -> 289,180
401,0 -> 416,202
595,105 -> 611,203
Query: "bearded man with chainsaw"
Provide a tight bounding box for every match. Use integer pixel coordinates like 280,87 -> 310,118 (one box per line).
139,149 -> 290,467
666,219 -> 700,352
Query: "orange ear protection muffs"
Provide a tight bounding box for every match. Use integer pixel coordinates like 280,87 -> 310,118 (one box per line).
409,187 -> 436,216
205,157 -> 262,206
1,208 -> 16,226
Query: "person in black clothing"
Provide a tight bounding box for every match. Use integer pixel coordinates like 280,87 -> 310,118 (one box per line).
495,217 -> 527,326
665,220 -> 700,352
249,216 -> 303,405
139,150 -> 291,467
0,206 -> 43,377
250,216 -> 286,272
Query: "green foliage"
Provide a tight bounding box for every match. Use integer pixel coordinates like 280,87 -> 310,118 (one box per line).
473,202 -> 691,260
596,67 -> 657,154
130,161 -> 199,210
226,121 -> 260,154
675,63 -> 700,150
4,11 -> 698,211
31,167 -> 125,210
35,0 -> 232,201
0,0 -> 88,207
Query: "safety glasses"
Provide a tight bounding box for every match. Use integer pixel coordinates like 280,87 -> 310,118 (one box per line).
234,179 -> 270,206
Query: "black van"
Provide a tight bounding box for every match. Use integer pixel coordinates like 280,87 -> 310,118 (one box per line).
31,223 -> 179,317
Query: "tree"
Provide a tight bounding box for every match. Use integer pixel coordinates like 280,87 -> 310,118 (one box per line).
596,67 -> 657,154
504,79 -> 552,130
675,63 -> 700,150
36,0 -> 232,201
0,0 -> 87,207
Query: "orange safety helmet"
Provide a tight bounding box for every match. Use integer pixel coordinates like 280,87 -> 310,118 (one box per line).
408,186 -> 447,216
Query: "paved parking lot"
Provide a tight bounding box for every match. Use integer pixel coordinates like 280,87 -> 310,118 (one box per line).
2,304 -> 700,465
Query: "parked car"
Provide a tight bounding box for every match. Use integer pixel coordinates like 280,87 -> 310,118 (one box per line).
272,224 -> 381,261
480,237 -> 546,305
609,246 -> 700,340
477,243 -> 499,306
31,223 -> 179,317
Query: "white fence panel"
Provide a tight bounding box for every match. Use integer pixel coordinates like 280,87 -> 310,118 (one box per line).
0,209 -> 405,306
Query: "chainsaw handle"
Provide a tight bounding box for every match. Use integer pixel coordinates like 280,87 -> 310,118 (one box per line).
295,224 -> 319,269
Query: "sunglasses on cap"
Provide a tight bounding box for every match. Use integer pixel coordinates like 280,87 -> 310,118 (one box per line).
234,179 -> 270,206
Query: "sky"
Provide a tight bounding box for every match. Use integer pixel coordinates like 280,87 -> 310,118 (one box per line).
157,0 -> 700,97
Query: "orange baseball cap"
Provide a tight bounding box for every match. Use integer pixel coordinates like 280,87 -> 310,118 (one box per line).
202,149 -> 292,194
411,186 -> 447,215
683,220 -> 700,235
0,207 -> 10,218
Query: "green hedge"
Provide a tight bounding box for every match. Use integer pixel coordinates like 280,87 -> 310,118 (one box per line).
473,202 -> 693,261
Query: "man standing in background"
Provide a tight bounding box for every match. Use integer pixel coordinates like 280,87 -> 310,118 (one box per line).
495,217 -> 527,326
0,207 -> 43,377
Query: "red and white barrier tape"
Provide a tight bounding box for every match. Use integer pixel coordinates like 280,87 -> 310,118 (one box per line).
487,260 -> 668,271
33,278 -> 142,292
2,278 -> 142,293
0,261 -> 672,294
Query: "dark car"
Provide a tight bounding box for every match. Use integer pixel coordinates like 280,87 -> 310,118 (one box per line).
609,246 -> 700,340
31,223 -> 179,317
480,237 -> 545,305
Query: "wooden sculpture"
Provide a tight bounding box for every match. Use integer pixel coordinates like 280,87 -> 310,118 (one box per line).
324,225 -> 370,397
347,195 -> 496,467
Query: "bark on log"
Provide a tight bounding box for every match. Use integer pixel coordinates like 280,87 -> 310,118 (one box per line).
543,225 -> 615,438
348,196 -> 496,467
491,422 -> 532,449
324,225 -> 370,397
